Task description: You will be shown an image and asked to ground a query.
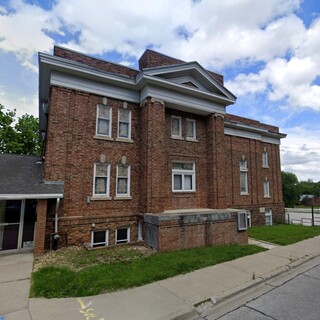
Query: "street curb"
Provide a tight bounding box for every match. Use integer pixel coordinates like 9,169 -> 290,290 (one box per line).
177,251 -> 320,319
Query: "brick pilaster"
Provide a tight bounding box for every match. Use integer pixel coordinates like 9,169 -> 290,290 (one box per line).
206,113 -> 226,209
140,98 -> 166,213
34,199 -> 47,256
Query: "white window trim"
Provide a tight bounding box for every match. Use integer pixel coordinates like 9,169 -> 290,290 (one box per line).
115,227 -> 130,244
171,115 -> 182,139
96,104 -> 112,137
186,118 -> 197,141
238,212 -> 248,230
263,180 -> 270,198
117,109 -> 132,140
91,229 -> 109,247
262,151 -> 269,168
172,162 -> 196,192
247,211 -> 252,227
93,163 -> 110,197
116,165 -> 131,197
265,208 -> 273,226
240,160 -> 249,195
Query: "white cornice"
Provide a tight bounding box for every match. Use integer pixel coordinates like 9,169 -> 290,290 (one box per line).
224,121 -> 286,145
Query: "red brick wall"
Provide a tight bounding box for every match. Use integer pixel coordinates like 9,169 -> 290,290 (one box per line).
34,199 -> 47,256
224,134 -> 285,224
54,46 -> 138,78
152,213 -> 248,252
43,85 -> 284,250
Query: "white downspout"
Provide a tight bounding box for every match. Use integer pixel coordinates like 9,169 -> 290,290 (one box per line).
54,198 -> 60,235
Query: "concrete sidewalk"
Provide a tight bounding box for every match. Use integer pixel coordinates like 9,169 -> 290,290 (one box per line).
2,236 -> 320,320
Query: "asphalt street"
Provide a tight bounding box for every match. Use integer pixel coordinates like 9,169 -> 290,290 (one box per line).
200,256 -> 320,320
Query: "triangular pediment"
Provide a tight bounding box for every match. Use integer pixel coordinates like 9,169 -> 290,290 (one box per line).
141,62 -> 236,102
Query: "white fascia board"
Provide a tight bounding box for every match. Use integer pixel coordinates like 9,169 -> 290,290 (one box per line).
140,62 -> 236,100
39,53 -> 136,87
141,85 -> 226,115
138,75 -> 235,106
224,127 -> 262,141
0,194 -> 63,200
224,127 -> 282,145
51,72 -> 140,103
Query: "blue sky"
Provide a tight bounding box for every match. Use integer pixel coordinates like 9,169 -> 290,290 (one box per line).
0,0 -> 320,181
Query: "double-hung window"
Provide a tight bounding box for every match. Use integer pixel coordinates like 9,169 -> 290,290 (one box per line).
262,151 -> 269,167
171,116 -> 182,138
93,163 -> 110,196
118,109 -> 131,139
172,162 -> 195,192
186,118 -> 196,140
116,165 -> 130,197
240,160 -> 248,194
96,104 -> 112,137
263,179 -> 270,197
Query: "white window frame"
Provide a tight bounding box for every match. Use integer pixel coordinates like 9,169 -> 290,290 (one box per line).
186,118 -> 196,140
171,116 -> 182,138
116,165 -> 131,197
96,104 -> 112,137
262,151 -> 269,168
115,227 -> 130,244
118,109 -> 131,140
93,163 -> 110,196
265,208 -> 273,226
91,229 -> 109,247
247,211 -> 252,227
238,212 -> 248,230
172,162 -> 196,192
240,160 -> 248,195
263,179 -> 270,197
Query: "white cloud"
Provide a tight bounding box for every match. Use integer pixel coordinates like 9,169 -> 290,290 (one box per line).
0,85 -> 38,118
0,0 -> 61,71
281,126 -> 320,181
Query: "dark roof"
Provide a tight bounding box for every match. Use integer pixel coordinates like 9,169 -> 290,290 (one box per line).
0,154 -> 64,197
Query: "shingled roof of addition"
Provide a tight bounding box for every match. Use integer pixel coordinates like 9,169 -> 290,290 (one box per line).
0,154 -> 64,198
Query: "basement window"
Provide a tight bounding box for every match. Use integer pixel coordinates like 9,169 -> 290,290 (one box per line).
91,230 -> 109,247
116,227 -> 130,244
238,212 -> 248,231
265,208 -> 273,226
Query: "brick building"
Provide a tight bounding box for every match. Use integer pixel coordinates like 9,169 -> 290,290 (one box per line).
33,46 -> 286,255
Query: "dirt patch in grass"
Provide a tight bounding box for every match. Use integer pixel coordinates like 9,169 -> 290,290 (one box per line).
33,245 -> 154,272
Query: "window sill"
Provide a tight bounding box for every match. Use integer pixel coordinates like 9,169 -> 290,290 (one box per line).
172,191 -> 196,193
114,196 -> 132,200
93,135 -> 113,141
264,196 -> 271,198
186,137 -> 198,142
115,138 -> 133,143
240,192 -> 250,196
171,136 -> 184,140
262,166 -> 269,169
90,196 -> 112,201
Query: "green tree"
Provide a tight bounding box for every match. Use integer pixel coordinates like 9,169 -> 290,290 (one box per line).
0,103 -> 42,156
281,171 -> 300,207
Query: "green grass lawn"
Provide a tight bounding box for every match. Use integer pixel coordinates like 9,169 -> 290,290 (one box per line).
30,244 -> 265,298
249,224 -> 320,246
